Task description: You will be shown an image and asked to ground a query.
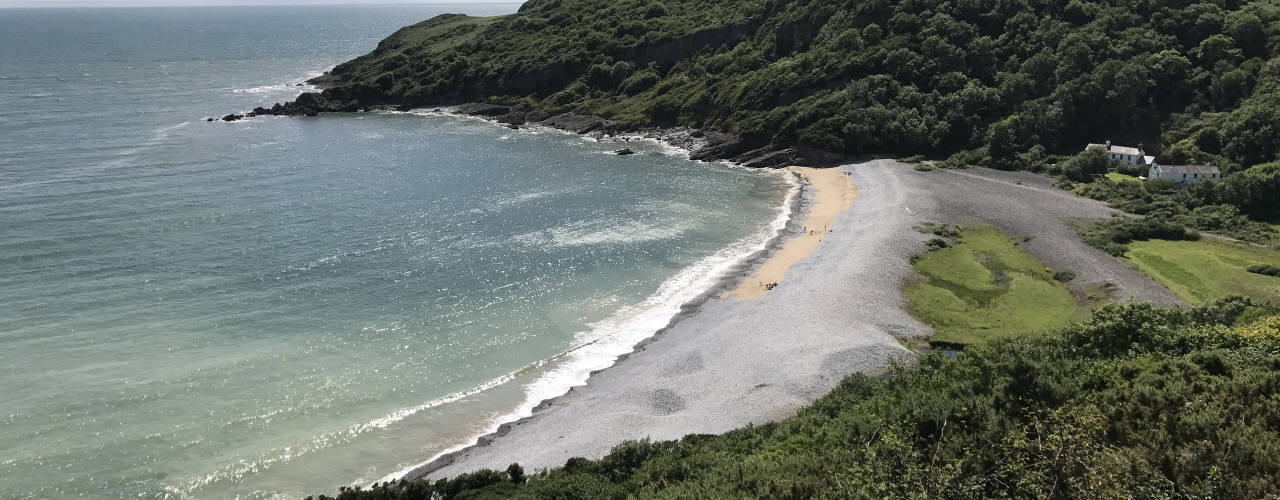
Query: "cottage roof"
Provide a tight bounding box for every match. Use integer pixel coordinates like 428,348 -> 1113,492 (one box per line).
1144,155 -> 1156,165
1086,143 -> 1143,156
1161,165 -> 1220,175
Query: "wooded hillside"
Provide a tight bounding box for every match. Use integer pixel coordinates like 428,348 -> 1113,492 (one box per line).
297,0 -> 1280,173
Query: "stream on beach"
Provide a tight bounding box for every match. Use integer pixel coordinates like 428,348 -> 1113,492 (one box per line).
0,5 -> 791,498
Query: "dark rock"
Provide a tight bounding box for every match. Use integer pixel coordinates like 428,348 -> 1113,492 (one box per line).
454,102 -> 511,116
599,121 -> 640,135
305,73 -> 344,89
497,113 -> 527,126
294,92 -> 326,110
506,123 -> 520,129
324,99 -> 359,112
525,110 -> 551,122
539,113 -> 608,133
691,136 -> 749,162
616,148 -> 635,155
221,113 -> 244,122
206,118 -> 214,122
738,147 -> 802,168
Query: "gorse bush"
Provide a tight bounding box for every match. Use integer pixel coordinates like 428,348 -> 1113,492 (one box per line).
314,299 -> 1280,500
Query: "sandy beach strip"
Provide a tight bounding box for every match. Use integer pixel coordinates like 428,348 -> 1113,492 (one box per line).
726,166 -> 860,300
410,160 -> 1182,480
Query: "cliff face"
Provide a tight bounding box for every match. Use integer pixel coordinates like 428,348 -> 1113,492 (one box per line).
259,0 -> 1280,172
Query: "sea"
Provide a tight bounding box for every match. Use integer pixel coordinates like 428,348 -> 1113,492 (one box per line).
0,4 -> 793,499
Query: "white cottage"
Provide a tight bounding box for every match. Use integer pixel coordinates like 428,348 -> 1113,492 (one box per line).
1149,164 -> 1221,183
1086,140 -> 1157,169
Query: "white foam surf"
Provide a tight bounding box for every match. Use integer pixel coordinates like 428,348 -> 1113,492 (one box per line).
373,167 -> 800,485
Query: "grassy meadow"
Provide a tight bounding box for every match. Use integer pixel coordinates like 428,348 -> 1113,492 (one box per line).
906,225 -> 1084,345
1104,172 -> 1141,183
1125,237 -> 1280,304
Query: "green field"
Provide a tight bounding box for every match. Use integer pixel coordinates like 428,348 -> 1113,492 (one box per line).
1105,172 -> 1141,183
1126,238 -> 1280,304
907,226 -> 1083,345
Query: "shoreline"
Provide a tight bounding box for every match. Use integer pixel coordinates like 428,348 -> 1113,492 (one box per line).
276,107 -> 1179,487
227,94 -> 1188,484
367,110 -> 810,483
416,160 -> 930,479
394,174 -> 808,482
377,113 -> 896,481
236,95 -> 835,169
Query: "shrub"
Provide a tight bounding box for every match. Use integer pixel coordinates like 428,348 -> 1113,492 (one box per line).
915,222 -> 961,238
1053,269 -> 1077,282
643,2 -> 666,18
1116,161 -> 1147,177
1076,216 -> 1200,256
1061,149 -> 1116,182
618,70 -> 660,94
1144,177 -> 1177,193
1248,264 -> 1280,276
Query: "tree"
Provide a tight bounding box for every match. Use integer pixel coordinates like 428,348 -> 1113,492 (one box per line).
1062,148 -> 1116,182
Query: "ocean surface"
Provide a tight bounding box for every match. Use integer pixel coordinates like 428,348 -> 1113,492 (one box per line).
0,4 -> 792,499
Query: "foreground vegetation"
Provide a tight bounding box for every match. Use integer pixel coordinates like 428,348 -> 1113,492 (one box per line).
316,299 -> 1280,499
906,225 -> 1085,344
1127,238 -> 1280,304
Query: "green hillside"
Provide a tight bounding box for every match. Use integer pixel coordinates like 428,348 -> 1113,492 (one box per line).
282,0 -> 1280,171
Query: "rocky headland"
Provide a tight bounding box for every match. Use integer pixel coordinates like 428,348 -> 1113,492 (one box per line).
240,89 -> 818,169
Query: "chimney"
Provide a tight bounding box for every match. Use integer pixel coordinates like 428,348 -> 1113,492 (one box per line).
1138,142 -> 1144,155
1106,139 -> 1112,150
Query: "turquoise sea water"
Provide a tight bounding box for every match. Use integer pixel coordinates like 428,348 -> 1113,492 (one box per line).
0,5 -> 790,499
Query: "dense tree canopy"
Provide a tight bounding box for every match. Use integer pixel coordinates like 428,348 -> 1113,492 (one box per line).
313,0 -> 1280,171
